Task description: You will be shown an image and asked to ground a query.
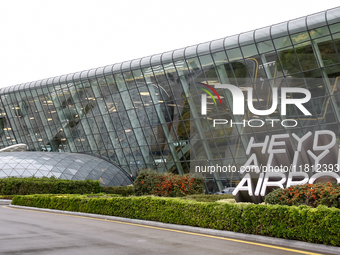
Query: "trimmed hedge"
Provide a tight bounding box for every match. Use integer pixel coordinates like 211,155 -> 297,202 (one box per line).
101,186 -> 134,196
265,183 -> 340,208
0,177 -> 101,195
12,194 -> 340,246
0,195 -> 15,199
134,170 -> 204,197
180,194 -> 234,202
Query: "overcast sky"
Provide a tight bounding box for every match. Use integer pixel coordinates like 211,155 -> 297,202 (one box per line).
0,0 -> 339,88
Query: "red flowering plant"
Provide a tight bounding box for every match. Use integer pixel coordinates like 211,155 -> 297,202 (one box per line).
265,182 -> 340,208
134,169 -> 204,197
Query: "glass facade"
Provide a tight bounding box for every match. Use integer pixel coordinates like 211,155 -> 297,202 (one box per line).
0,8 -> 340,192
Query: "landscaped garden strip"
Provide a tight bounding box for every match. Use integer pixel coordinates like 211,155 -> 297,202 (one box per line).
12,194 -> 340,246
0,177 -> 101,195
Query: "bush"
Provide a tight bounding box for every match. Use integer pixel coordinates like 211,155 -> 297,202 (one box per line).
0,195 -> 14,200
86,193 -> 122,198
265,182 -> 340,208
180,194 -> 234,202
0,177 -> 101,195
101,186 -> 134,196
12,194 -> 340,246
134,170 -> 204,197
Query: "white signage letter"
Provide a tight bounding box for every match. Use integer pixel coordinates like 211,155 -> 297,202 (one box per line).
215,84 -> 244,115
281,88 -> 311,115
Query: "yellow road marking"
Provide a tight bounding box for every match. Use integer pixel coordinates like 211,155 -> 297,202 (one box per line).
3,205 -> 322,255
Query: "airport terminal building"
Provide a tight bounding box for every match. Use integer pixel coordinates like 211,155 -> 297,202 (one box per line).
0,7 -> 340,191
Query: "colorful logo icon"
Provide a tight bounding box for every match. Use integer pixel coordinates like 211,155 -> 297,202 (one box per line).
197,82 -> 222,115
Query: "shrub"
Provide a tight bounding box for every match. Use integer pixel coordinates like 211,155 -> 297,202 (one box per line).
265,182 -> 340,208
12,194 -> 340,246
134,169 -> 204,197
0,195 -> 14,199
134,170 -> 161,196
85,193 -> 122,198
179,194 -> 234,202
0,177 -> 101,195
101,186 -> 134,196
216,199 -> 236,203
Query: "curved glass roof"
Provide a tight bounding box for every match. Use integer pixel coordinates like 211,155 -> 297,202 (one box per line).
0,152 -> 133,186
1,7 -> 339,94
0,144 -> 27,153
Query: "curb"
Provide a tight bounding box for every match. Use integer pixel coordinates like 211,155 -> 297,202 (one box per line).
7,204 -> 340,255
0,199 -> 12,205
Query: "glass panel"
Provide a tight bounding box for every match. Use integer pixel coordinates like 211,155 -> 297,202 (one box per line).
295,42 -> 319,71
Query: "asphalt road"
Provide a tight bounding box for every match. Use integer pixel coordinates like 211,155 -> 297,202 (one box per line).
0,206 -> 322,255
